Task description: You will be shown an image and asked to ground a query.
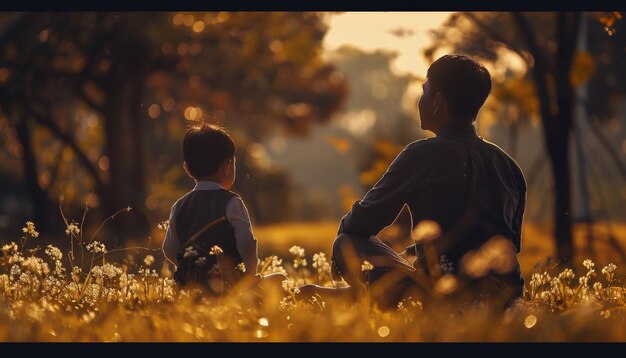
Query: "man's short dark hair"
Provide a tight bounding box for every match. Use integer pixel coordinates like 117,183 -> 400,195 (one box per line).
427,54 -> 492,120
183,123 -> 235,178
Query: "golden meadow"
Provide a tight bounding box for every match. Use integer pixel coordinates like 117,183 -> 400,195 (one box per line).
1,215 -> 626,342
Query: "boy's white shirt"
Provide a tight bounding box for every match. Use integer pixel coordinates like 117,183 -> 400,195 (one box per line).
162,180 -> 258,274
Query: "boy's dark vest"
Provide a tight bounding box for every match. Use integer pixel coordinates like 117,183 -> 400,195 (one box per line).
173,189 -> 244,292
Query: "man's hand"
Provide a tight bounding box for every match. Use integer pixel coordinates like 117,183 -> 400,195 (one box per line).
398,249 -> 415,265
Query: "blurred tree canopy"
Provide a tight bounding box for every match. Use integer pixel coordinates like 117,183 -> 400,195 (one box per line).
324,46 -> 425,186
0,12 -> 347,241
425,12 -> 625,262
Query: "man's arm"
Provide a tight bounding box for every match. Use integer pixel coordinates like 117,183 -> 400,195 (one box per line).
339,145 -> 417,238
512,180 -> 527,253
226,196 -> 259,275
162,203 -> 179,267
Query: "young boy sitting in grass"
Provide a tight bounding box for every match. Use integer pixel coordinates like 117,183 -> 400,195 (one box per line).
162,123 -> 284,295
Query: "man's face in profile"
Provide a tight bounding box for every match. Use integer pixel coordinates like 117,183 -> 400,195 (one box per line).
418,79 -> 436,132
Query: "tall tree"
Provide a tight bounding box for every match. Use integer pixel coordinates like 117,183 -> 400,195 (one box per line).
0,12 -> 347,239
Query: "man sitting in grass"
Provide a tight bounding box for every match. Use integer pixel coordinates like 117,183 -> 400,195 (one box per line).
308,54 -> 527,310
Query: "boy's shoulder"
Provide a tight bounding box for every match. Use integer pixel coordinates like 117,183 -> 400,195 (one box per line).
171,189 -> 240,210
225,189 -> 241,198
170,190 -> 194,211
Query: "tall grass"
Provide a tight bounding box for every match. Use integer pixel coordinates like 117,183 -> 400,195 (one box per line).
1,216 -> 626,342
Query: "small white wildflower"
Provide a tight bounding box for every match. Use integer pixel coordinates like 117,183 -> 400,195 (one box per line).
602,263 -> 617,275
126,206 -> 132,212
183,246 -> 198,258
602,263 -> 617,282
583,259 -> 594,270
8,251 -> 24,264
1,242 -> 18,255
266,256 -> 287,275
361,260 -> 374,272
236,262 -> 246,273
558,268 -> 575,281
289,245 -> 307,269
45,245 -> 63,261
19,272 -> 32,284
209,245 -> 223,256
22,221 -> 39,238
91,265 -> 104,278
65,222 -> 80,236
53,261 -> 65,277
579,276 -> 589,287
550,277 -> 561,290
281,278 -> 300,294
86,241 -> 106,254
157,220 -> 169,231
102,263 -> 122,279
293,258 -> 307,269
289,245 -> 305,258
593,282 -> 603,294
312,252 -> 331,274
280,296 -> 294,309
10,264 -> 21,277
529,273 -> 541,289
22,256 -> 50,276
143,255 -> 155,267
195,257 -> 207,266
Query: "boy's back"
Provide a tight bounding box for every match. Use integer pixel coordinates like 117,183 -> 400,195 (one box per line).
162,123 -> 258,293
171,188 -> 243,286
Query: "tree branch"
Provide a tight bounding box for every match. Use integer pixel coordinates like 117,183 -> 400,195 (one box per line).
25,107 -> 107,196
463,12 -> 526,61
511,12 -> 555,134
75,82 -> 105,112
0,12 -> 28,48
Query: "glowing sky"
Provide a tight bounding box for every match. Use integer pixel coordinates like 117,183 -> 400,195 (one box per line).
323,12 -> 453,77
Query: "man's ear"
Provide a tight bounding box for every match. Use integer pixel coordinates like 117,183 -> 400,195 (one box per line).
183,161 -> 194,179
433,92 -> 444,114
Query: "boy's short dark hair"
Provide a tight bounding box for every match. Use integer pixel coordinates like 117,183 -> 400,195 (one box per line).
183,123 -> 235,178
427,54 -> 492,121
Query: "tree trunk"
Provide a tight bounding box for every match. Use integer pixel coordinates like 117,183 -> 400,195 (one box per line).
545,132 -> 574,262
14,117 -> 56,233
101,72 -> 150,243
512,11 -> 579,263
551,12 -> 580,262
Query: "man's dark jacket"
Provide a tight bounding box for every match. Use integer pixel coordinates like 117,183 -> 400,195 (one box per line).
338,123 -> 527,277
